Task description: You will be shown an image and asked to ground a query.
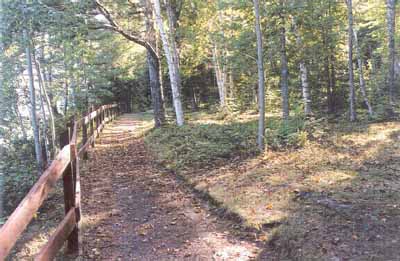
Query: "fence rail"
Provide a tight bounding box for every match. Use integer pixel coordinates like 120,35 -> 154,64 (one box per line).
0,103 -> 121,260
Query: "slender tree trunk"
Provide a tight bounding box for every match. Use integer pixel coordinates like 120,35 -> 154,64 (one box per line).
0,0 -> 4,218
386,0 -> 396,104
24,29 -> 43,172
212,44 -> 227,107
64,80 -> 68,115
147,53 -> 166,127
144,0 -> 165,127
293,25 -> 311,116
228,70 -> 234,100
253,0 -> 266,151
0,0 -> 4,135
33,49 -> 57,156
42,54 -> 60,117
63,47 -> 69,115
354,30 -> 373,116
346,0 -> 356,121
38,79 -> 49,166
209,1 -> 228,109
155,30 -> 166,104
152,0 -> 184,126
329,53 -> 337,112
188,83 -> 198,111
279,5 -> 289,121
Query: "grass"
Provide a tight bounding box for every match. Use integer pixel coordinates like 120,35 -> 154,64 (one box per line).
144,110 -> 400,260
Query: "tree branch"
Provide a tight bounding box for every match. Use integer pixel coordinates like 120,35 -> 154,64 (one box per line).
94,0 -> 159,62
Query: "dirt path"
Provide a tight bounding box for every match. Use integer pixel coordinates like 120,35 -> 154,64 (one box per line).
80,114 -> 261,260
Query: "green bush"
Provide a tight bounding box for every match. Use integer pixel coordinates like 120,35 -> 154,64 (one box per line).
145,122 -> 258,170
265,115 -> 307,150
145,114 -> 308,171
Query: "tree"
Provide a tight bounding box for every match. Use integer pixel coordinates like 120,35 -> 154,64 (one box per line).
143,0 -> 166,127
353,29 -> 373,117
152,0 -> 184,126
346,0 -> 356,121
95,0 -> 166,127
210,0 -> 228,109
291,0 -> 311,116
253,0 -> 265,151
279,0 -> 289,121
23,4 -> 43,172
386,0 -> 396,104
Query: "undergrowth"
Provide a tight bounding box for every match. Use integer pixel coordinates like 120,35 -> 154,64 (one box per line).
145,113 -> 307,171
145,122 -> 258,170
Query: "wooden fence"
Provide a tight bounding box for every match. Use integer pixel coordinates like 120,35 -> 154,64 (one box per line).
0,104 -> 121,260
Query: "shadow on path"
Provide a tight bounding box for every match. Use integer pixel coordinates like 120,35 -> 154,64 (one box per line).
80,114 -> 262,260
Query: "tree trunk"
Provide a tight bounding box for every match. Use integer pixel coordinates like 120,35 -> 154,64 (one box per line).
0,0 -> 4,133
24,28 -> 43,173
279,5 -> 289,121
386,0 -> 396,104
64,80 -> 68,115
354,30 -> 373,116
38,79 -> 49,167
34,48 -> 57,156
42,56 -> 61,117
212,44 -> 227,107
152,0 -> 184,126
253,0 -> 266,151
293,24 -> 311,116
156,31 -> 166,104
144,0 -> 166,127
346,0 -> 356,121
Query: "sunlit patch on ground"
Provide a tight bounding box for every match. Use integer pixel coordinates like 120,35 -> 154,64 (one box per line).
150,113 -> 400,260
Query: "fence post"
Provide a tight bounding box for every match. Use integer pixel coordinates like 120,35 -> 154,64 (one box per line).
59,119 -> 79,254
89,106 -> 94,148
82,113 -> 88,160
95,107 -> 100,138
101,107 -> 104,127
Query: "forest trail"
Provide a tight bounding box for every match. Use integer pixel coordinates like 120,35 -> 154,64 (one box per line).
80,113 -> 261,260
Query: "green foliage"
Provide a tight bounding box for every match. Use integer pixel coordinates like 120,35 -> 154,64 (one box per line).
145,122 -> 258,171
1,138 -> 38,216
265,116 -> 307,150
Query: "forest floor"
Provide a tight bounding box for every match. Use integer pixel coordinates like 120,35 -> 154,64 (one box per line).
145,110 -> 400,260
6,111 -> 400,260
79,113 -> 261,260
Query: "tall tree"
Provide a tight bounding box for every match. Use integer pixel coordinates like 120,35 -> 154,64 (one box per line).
23,6 -> 43,172
279,0 -> 289,121
95,0 -> 166,127
291,0 -> 311,116
143,0 -> 166,127
386,0 -> 396,104
253,0 -> 265,151
152,0 -> 184,126
210,0 -> 228,108
353,30 -> 373,117
346,0 -> 356,121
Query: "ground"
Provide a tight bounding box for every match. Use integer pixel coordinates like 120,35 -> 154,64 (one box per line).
5,111 -> 400,260
80,113 -> 261,260
147,111 -> 400,260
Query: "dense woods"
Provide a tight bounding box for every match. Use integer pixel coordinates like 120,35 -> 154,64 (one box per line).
0,0 -> 400,259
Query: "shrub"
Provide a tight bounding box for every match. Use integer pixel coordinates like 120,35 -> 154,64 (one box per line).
145,122 -> 258,170
265,115 -> 307,150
